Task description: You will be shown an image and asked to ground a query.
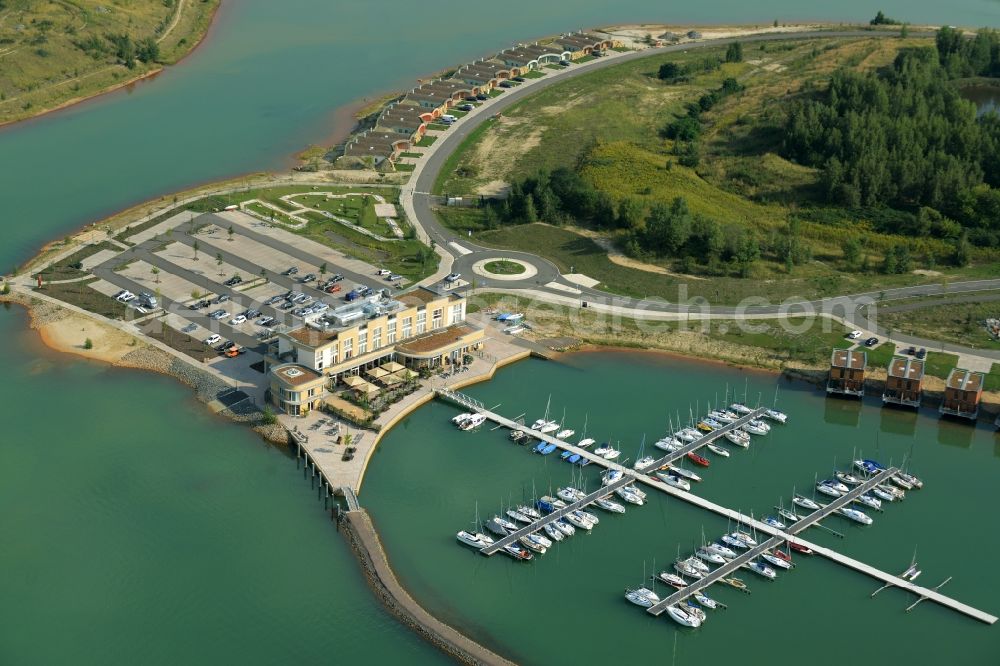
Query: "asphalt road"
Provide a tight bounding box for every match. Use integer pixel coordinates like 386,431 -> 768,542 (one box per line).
404,30 -> 1000,360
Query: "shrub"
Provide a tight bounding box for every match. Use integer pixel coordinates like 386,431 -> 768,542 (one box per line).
83,338 -> 94,350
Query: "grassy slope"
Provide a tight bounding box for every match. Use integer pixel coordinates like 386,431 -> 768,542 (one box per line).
0,0 -> 220,126
432,36 -> 999,304
879,301 -> 1000,351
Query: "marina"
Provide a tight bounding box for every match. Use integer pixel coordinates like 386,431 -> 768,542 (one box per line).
436,388 -> 998,626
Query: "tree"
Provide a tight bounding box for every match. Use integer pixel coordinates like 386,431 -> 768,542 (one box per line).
192,240 -> 199,261
1,282 -> 9,295
841,236 -> 863,269
227,225 -> 234,241
615,197 -> 643,230
725,41 -> 743,63
83,338 -> 93,350
151,266 -> 160,284
319,262 -> 327,276
658,62 -> 682,79
216,252 -> 224,275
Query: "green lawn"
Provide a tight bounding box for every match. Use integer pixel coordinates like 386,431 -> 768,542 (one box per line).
705,317 -> 853,365
416,135 -> 438,147
483,260 -> 526,275
244,202 -> 299,226
523,70 -> 546,79
34,278 -> 130,320
427,123 -> 451,131
38,241 -> 117,281
879,300 -> 1000,351
923,351 -> 959,380
399,152 -> 423,158
986,364 -> 1000,392
864,342 -> 897,368
395,163 -> 416,172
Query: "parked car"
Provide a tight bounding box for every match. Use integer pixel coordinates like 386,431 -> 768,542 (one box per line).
376,268 -> 391,276
279,301 -> 295,310
325,284 -> 342,293
475,93 -> 488,100
915,347 -> 927,359
312,303 -> 329,314
299,273 -> 317,282
204,334 -> 221,346
247,310 -> 262,320
360,287 -> 373,297
292,307 -> 308,317
559,59 -> 571,67
458,103 -> 474,111
139,292 -> 158,308
847,330 -> 863,340
345,290 -> 360,302
512,76 -> 525,82
464,96 -> 478,102
445,272 -> 461,282
116,290 -> 135,302
213,294 -> 229,304
864,337 -> 879,347
224,276 -> 243,287
265,295 -> 284,306
388,273 -> 403,282
282,267 -> 299,276
257,316 -> 275,327
499,81 -> 512,88
209,310 -> 228,320
904,346 -> 916,355
330,274 -> 344,283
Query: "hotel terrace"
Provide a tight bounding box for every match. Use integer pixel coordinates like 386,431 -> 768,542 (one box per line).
338,32 -> 615,168
271,287 -> 484,389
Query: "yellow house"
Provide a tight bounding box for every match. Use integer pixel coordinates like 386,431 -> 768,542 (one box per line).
274,287 -> 484,384
269,363 -> 327,416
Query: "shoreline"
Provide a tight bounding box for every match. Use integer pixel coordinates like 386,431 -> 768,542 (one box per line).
0,1 -> 223,131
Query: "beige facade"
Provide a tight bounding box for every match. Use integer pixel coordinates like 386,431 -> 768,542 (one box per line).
275,288 -> 484,383
269,363 -> 327,416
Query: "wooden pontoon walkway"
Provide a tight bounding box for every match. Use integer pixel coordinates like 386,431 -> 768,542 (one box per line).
436,389 -> 998,625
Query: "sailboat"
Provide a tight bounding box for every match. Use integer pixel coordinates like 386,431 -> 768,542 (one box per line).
457,502 -> 494,549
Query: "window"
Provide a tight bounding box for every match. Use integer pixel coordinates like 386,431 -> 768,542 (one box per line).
358,331 -> 368,355
401,317 -> 412,339
432,308 -> 443,330
372,327 -> 382,350
451,304 -> 464,323
307,388 -> 316,397
343,339 -> 353,360
387,320 -> 397,344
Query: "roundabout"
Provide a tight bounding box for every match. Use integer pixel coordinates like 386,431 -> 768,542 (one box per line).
472,257 -> 538,281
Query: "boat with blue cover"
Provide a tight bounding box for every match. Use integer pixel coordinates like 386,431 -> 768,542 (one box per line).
568,453 -> 581,464
540,443 -> 558,455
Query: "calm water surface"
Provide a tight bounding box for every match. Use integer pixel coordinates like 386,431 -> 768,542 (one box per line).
364,352 -> 1000,665
0,307 -> 447,665
963,85 -> 1000,116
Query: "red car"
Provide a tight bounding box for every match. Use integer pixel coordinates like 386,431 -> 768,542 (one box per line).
325,284 -> 341,293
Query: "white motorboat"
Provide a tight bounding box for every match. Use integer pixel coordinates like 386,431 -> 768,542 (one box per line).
506,509 -> 534,524
509,429 -> 527,442
706,444 -> 730,457
743,420 -> 769,436
684,556 -> 710,573
824,479 -> 850,494
879,484 -> 906,500
838,507 -> 873,525
555,428 -> 575,440
891,475 -> 914,491
531,418 -> 555,430
708,410 -> 736,424
529,532 -> 552,548
615,487 -> 645,505
694,592 -> 719,609
517,505 -> 541,520
854,494 -> 882,510
696,547 -> 726,565
761,551 -> 792,570
721,534 -> 748,549
665,605 -> 701,628
553,519 -> 575,536
564,512 -> 592,530
746,560 -> 777,579
684,602 -> 708,624
793,495 -> 820,511
724,430 -> 751,447
764,409 -> 788,423
654,438 -> 684,452
835,471 -> 863,486
579,509 -> 600,525
501,544 -> 533,561
667,465 -> 702,483
705,542 -> 737,559
871,486 -> 897,502
543,523 -> 564,542
459,414 -> 487,430
456,530 -> 494,549
634,455 -> 656,470
576,437 -> 596,449
625,587 -> 660,608
593,443 -> 621,460
897,472 -> 923,489
730,403 -> 754,415
656,471 -> 691,491
658,572 -> 689,589
451,413 -> 474,425
602,469 -> 623,486
674,561 -> 705,580
557,487 -> 585,503
763,515 -> 786,530
520,534 -> 548,553
816,482 -> 843,498
540,495 -> 567,509
625,485 -> 647,499
676,428 -> 701,442
595,497 -> 626,513
731,530 -> 757,547
486,515 -> 518,535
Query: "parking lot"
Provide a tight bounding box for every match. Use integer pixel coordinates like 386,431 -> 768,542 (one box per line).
90,209 -> 410,366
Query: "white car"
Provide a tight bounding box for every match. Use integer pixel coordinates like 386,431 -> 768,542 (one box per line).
116,291 -> 135,302
445,273 -> 461,282
847,330 -> 863,340
230,315 -> 247,325
204,334 -> 221,345
376,269 -> 391,276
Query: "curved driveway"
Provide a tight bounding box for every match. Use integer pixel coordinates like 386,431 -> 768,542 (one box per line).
404,30 -> 1000,362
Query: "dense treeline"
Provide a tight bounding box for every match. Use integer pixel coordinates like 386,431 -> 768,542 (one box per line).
75,32 -> 160,68
783,35 -> 1000,248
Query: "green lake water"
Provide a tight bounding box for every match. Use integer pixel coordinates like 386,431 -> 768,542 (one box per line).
363,352 -> 1000,665
3,1 -> 1000,663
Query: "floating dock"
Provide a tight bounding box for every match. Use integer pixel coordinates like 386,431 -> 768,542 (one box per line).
436,389 -> 998,625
